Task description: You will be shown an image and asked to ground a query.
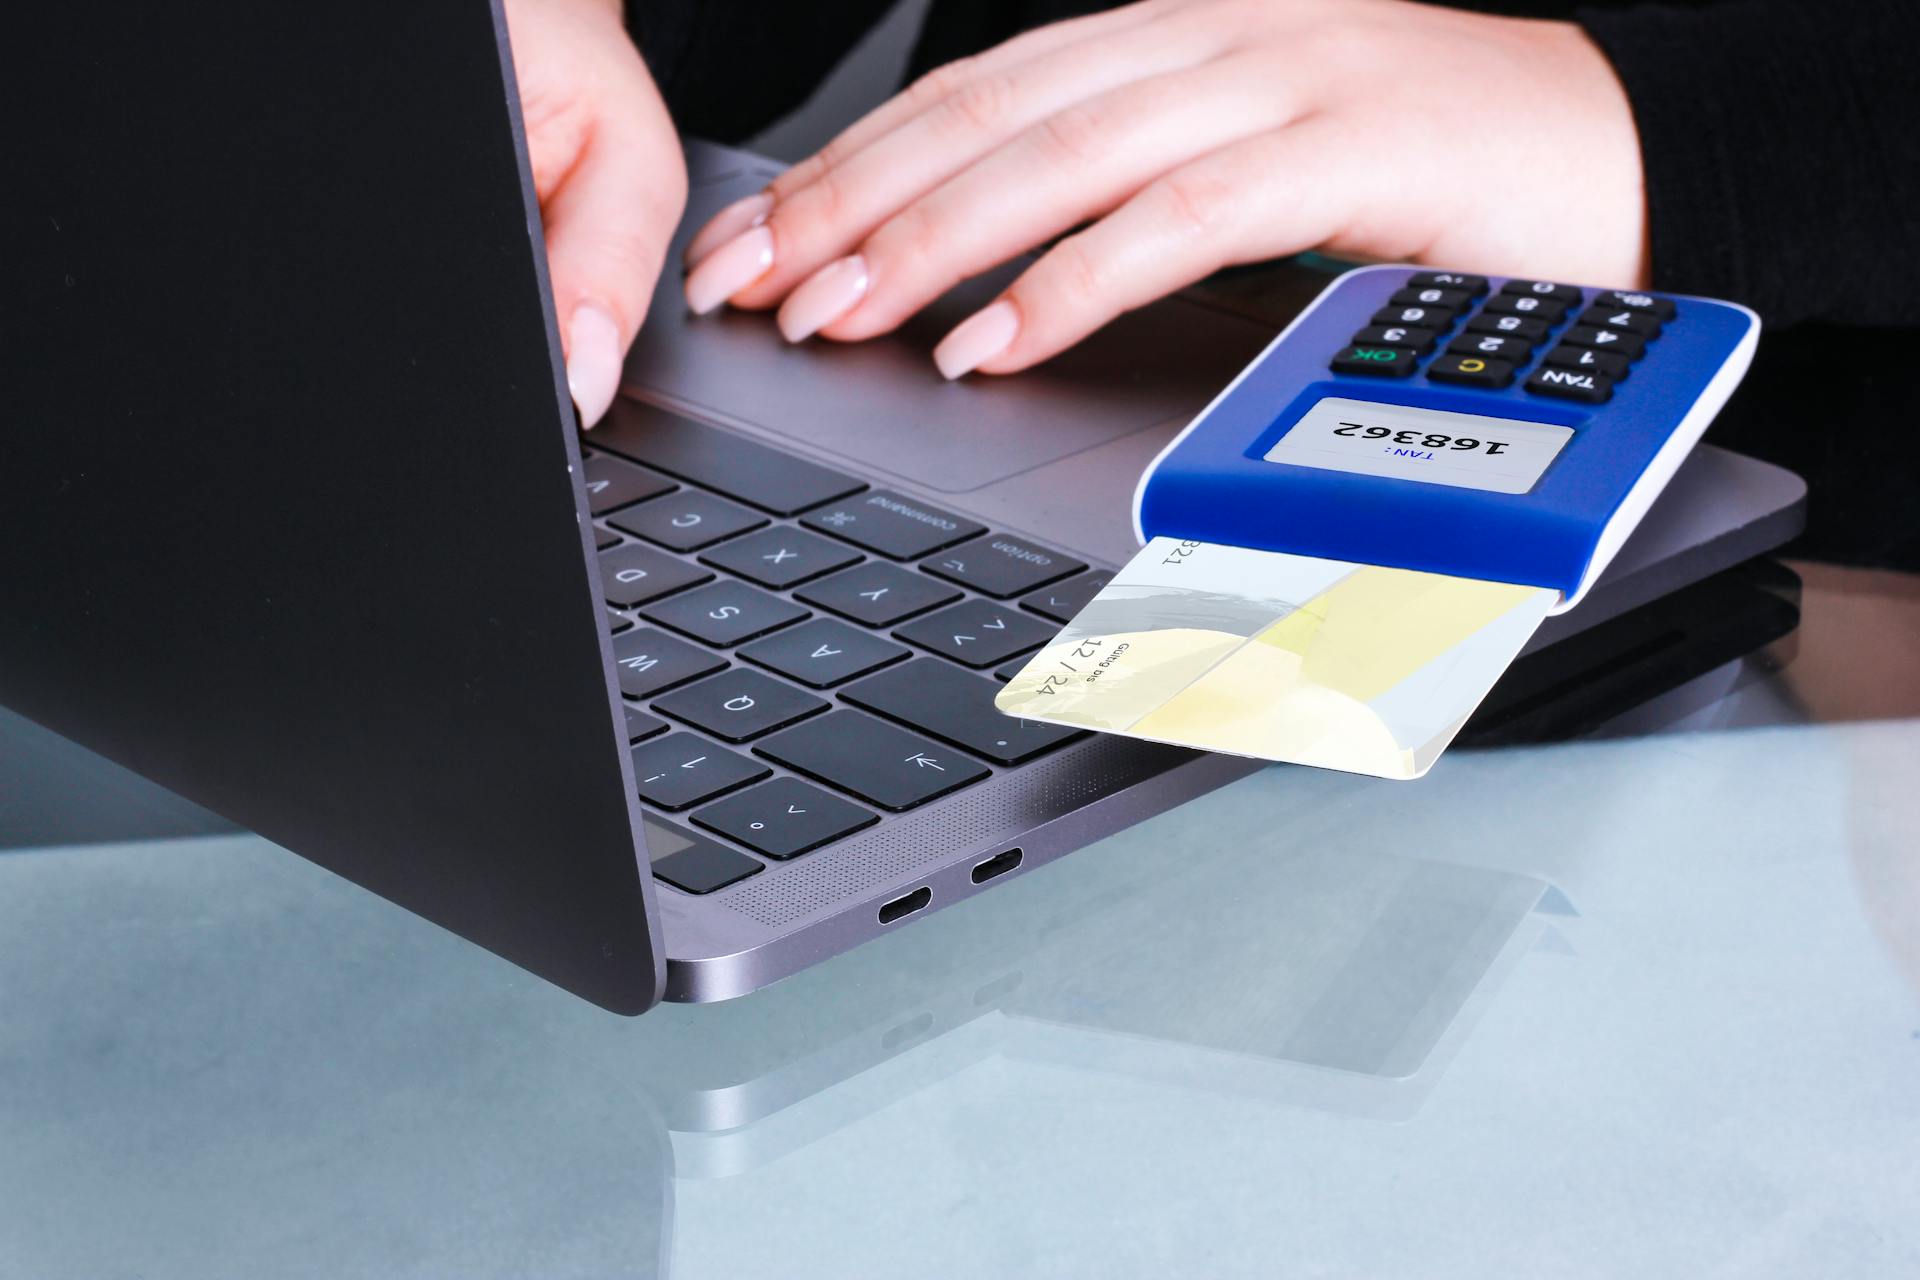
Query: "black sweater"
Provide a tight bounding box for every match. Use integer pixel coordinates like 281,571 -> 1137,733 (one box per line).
627,1 -> 1920,567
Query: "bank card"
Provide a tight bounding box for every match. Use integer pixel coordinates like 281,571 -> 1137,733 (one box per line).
994,538 -> 1557,780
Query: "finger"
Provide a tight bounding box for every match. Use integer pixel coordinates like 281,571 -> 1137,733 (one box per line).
543,77 -> 686,426
766,0 -> 1166,204
689,8 -> 1226,313
797,55 -> 1306,343
934,121 -> 1356,378
682,6 -> 1157,270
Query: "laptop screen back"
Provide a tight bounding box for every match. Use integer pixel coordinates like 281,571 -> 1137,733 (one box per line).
0,1 -> 663,1010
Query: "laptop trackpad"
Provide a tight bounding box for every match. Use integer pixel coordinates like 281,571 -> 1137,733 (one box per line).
622,168 -> 1267,496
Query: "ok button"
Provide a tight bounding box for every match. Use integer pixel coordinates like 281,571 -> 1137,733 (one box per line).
652,667 -> 829,742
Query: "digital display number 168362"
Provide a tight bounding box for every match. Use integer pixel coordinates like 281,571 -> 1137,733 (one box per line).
1333,421 -> 1510,455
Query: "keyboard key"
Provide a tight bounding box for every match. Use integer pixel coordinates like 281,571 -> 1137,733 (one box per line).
610,627 -> 727,698
608,490 -> 766,551
993,656 -> 1028,682
1525,366 -> 1614,403
642,580 -> 807,647
1019,571 -> 1114,624
1330,345 -> 1416,378
700,526 -> 863,588
582,455 -> 675,515
1447,333 -> 1534,366
801,490 -> 987,560
1409,271 -> 1488,296
598,543 -> 713,608
593,525 -> 623,550
1576,304 -> 1663,339
1559,324 -> 1646,360
631,731 -> 770,809
1427,353 -> 1515,389
650,825 -> 763,894
653,668 -> 829,742
1543,343 -> 1631,380
1465,313 -> 1551,344
625,706 -> 668,742
593,402 -> 867,515
607,610 -> 633,635
1594,289 -> 1677,320
1390,285 -> 1472,311
843,659 -> 1086,765
739,617 -> 910,687
1370,304 -> 1454,331
920,536 -> 1086,599
1351,324 -> 1437,353
1499,279 -> 1584,306
1484,294 -> 1569,324
896,599 -> 1056,668
693,776 -> 877,859
757,710 -> 990,811
795,561 -> 962,626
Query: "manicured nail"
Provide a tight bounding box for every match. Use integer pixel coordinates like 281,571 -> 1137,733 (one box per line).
684,226 -> 774,316
777,255 -> 870,342
684,191 -> 773,269
565,304 -> 622,428
933,300 -> 1019,380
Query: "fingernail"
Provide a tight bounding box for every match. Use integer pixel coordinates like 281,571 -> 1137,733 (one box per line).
933,300 -> 1019,380
777,255 -> 870,342
565,304 -> 622,429
684,225 -> 774,316
684,192 -> 773,269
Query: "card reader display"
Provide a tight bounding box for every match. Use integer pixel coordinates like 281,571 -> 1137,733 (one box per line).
1262,398 -> 1573,495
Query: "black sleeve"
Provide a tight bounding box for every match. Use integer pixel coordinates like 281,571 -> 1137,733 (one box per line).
1577,1 -> 1920,329
623,3 -> 900,143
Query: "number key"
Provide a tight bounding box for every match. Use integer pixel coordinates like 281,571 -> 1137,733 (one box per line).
1370,304 -> 1455,331
1576,304 -> 1663,339
1560,324 -> 1647,360
1484,293 -> 1569,324
1447,333 -> 1534,365
1390,285 -> 1472,311
1499,279 -> 1584,306
1543,343 -> 1630,380
1351,324 -> 1437,353
1466,313 -> 1550,345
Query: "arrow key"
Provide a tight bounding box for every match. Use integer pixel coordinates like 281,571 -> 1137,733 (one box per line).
693,776 -> 878,859
757,710 -> 991,811
896,598 -> 1057,668
739,616 -> 910,687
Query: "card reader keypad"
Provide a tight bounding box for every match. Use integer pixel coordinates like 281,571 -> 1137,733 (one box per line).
1334,271 -> 1677,405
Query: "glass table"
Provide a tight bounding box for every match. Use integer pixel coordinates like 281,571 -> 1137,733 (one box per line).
2,562 -> 1916,1278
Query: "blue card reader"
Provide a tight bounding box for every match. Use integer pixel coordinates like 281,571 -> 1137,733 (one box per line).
1133,265 -> 1759,612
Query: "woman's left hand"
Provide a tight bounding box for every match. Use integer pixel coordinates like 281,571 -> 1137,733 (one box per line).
681,0 -> 1647,379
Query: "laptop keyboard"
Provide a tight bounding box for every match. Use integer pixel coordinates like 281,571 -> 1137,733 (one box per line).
584,409 -> 1095,897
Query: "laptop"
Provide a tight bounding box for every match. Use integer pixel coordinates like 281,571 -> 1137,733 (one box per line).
1,0 -> 1804,1012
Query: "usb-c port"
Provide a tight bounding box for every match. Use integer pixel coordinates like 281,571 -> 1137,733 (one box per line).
878,886 -> 932,924
971,848 -> 1024,884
